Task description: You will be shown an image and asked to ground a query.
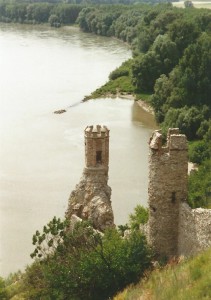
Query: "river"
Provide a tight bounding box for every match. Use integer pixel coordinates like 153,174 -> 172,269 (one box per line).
0,24 -> 156,277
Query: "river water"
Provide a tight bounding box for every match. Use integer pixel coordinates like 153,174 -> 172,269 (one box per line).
0,24 -> 156,277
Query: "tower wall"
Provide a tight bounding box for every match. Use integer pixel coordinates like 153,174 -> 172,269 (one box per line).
84,125 -> 109,171
148,128 -> 188,257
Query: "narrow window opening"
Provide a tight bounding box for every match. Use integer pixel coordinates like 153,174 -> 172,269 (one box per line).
150,205 -> 156,212
96,151 -> 102,164
172,192 -> 176,203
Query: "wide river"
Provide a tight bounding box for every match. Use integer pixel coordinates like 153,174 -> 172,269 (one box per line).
0,24 -> 156,277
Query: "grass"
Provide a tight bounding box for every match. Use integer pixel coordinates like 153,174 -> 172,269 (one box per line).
114,248 -> 211,300
87,75 -> 135,99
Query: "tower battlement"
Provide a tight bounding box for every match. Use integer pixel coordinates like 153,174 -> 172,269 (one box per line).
149,128 -> 187,152
84,125 -> 109,171
85,125 -> 109,138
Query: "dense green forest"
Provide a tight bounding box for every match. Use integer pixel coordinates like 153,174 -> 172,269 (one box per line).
0,0 -> 175,26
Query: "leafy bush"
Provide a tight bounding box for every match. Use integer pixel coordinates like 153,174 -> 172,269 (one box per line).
189,140 -> 210,164
109,68 -> 129,80
48,14 -> 60,27
129,205 -> 149,230
0,277 -> 7,300
188,160 -> 211,208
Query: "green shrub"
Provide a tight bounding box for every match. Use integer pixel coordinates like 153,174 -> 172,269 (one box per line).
188,160 -> 211,208
189,140 -> 210,164
109,68 -> 129,80
0,277 -> 7,300
129,205 -> 149,230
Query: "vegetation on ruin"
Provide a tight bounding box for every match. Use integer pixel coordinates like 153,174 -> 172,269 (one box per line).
114,247 -> 211,300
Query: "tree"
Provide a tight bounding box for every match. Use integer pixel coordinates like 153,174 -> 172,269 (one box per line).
189,140 -> 210,164
48,13 -> 60,26
0,277 -> 7,300
26,3 -> 53,23
132,51 -> 162,92
188,160 -> 211,208
184,0 -> 193,8
168,19 -> 200,55
52,4 -> 82,24
129,205 -> 149,230
151,34 -> 179,73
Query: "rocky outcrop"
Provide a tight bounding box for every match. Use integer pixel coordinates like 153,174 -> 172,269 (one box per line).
54,109 -> 66,114
66,167 -> 114,232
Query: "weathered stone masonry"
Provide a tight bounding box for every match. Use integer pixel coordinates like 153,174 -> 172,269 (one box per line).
178,203 -> 211,257
148,128 -> 211,258
148,128 -> 188,257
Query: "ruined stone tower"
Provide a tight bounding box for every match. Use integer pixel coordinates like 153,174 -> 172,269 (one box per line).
66,125 -> 114,232
84,125 -> 109,172
148,128 -> 188,257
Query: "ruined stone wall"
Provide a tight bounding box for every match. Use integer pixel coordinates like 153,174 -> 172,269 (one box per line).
178,202 -> 211,256
148,129 -> 188,257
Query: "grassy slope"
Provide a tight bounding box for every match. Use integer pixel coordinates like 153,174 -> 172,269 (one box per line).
114,248 -> 211,300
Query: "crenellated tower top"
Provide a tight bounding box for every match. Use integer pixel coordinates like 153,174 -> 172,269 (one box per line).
84,125 -> 109,171
149,128 -> 187,152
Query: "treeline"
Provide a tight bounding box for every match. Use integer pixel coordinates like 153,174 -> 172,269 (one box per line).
77,4 -> 211,208
0,2 -> 83,24
0,0 -> 176,19
0,2 -> 171,25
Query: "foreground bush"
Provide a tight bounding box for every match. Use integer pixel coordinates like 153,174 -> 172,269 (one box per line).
26,219 -> 152,299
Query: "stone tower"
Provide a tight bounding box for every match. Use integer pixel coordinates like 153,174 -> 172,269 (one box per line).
84,125 -> 109,172
66,125 -> 114,231
148,128 -> 188,257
